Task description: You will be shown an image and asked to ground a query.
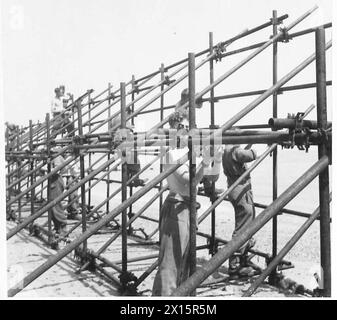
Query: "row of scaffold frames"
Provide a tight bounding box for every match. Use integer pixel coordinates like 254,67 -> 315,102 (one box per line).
5,6 -> 332,297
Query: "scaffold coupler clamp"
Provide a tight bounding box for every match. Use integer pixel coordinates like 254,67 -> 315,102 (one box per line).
300,128 -> 312,153
214,43 -> 225,62
163,75 -> 175,86
119,271 -> 138,295
207,238 -> 219,255
74,246 -> 95,270
270,16 -> 282,26
295,112 -> 311,152
318,127 -> 332,164
71,135 -> 82,156
279,26 -> 292,43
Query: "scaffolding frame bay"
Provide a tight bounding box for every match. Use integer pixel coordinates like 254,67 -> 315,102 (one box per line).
6,6 -> 332,297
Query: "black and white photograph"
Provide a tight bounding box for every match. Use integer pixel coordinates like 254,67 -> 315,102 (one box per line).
0,0 -> 335,302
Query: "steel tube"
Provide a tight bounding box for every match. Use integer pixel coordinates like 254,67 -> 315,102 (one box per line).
8,152 -> 188,296
172,156 -> 329,296
198,144 -> 277,224
95,185 -> 169,256
29,120 -> 35,217
315,27 -> 331,297
188,53 -> 197,295
214,39 -> 332,137
209,31 -> 216,256
135,14 -> 288,83
7,155 -> 118,240
271,10 -> 279,283
6,145 -> 71,192
16,128 -> 22,221
120,82 -> 128,289
243,193 -> 332,297
289,22 -> 332,39
6,153 -> 75,207
150,7 -> 318,135
46,114 -> 52,243
88,91 -> 93,210
201,81 -> 332,102
269,118 -> 331,130
77,103 -> 87,253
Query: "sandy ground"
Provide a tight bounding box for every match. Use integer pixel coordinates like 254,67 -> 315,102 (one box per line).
7,152 -> 323,298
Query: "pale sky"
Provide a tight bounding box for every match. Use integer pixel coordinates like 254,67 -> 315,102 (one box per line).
0,0 -> 333,128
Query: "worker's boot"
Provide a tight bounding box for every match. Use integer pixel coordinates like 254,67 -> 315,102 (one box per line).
67,209 -> 82,221
228,238 -> 260,278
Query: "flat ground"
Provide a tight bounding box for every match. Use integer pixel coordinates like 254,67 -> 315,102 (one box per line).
7,153 -> 322,298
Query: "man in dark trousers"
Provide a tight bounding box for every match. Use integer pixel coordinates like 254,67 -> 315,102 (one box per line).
222,142 -> 261,277
49,153 -> 68,238
152,112 -> 206,296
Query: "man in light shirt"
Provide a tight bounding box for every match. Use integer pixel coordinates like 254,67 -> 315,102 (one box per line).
51,86 -> 75,137
152,112 -> 221,296
174,88 -> 203,121
175,88 -> 223,198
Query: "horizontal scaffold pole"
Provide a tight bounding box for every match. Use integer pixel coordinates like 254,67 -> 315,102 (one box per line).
198,144 -> 276,224
269,118 -> 332,130
6,155 -> 118,240
135,14 -> 289,83
6,153 -> 76,207
214,39 -> 332,136
172,155 -> 329,296
149,6 -> 319,134
243,193 -> 332,297
7,153 -> 188,296
6,145 -> 72,192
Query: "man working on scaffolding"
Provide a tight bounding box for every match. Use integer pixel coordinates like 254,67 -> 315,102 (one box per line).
49,150 -> 69,240
222,140 -> 261,277
111,106 -> 146,187
5,122 -> 18,150
65,160 -> 82,221
175,88 -> 223,198
152,111 -> 222,296
51,85 -> 75,138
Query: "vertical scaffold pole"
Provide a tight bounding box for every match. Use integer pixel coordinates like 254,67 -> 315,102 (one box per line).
131,75 -> 136,127
209,31 -> 217,256
46,113 -> 52,244
106,83 -> 112,217
315,27 -> 331,297
6,126 -> 12,217
159,63 -> 165,232
16,126 -> 22,221
120,82 -> 128,290
188,52 -> 197,296
128,76 -> 136,234
271,9 -> 279,285
29,120 -> 35,217
88,91 -> 92,210
160,64 -> 165,123
77,100 -> 87,254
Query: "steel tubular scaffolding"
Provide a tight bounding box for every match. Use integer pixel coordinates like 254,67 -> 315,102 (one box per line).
6,6 -> 332,297
172,156 -> 330,296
